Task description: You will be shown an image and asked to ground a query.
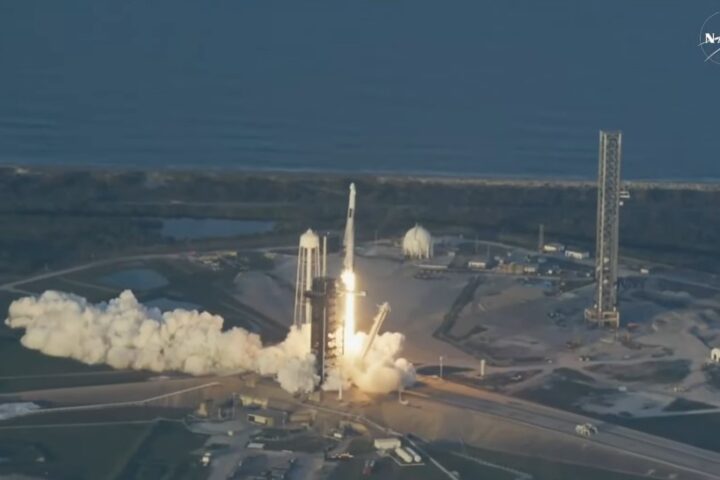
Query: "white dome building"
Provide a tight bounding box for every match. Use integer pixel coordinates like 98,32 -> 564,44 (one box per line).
403,224 -> 433,259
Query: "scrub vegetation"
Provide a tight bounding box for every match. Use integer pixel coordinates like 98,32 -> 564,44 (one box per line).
1,167 -> 718,276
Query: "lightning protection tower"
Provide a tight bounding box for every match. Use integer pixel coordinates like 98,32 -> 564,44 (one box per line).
585,131 -> 622,328
294,229 -> 321,327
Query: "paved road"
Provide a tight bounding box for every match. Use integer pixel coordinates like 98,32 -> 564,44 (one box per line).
0,252 -> 183,291
413,376 -> 720,480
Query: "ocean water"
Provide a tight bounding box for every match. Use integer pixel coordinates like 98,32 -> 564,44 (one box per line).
0,1 -> 718,180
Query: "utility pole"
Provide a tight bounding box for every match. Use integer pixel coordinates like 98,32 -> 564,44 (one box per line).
322,235 -> 327,276
338,363 -> 344,401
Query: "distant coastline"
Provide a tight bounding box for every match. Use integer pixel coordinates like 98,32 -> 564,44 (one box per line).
4,162 -> 720,192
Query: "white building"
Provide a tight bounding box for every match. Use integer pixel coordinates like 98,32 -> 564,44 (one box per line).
523,265 -> 538,274
468,260 -> 487,270
374,438 -> 402,450
542,242 -> 565,253
711,348 -> 720,363
402,224 -> 433,259
565,249 -> 589,260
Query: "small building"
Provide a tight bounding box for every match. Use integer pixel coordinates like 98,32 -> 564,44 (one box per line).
374,438 -> 402,451
711,348 -> 720,363
498,263 -> 525,275
468,260 -> 487,270
565,249 -> 589,260
247,409 -> 287,427
416,263 -> 448,271
239,394 -> 269,409
543,242 -> 565,253
288,409 -> 316,427
540,264 -> 561,275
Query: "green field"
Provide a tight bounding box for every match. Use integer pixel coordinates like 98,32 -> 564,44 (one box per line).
0,423 -> 151,479
0,420 -> 208,480
116,421 -> 208,480
426,443 -> 652,480
617,413 -> 720,453
2,407 -> 190,427
329,456 -> 448,480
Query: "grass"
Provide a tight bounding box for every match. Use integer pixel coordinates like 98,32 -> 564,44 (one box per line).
18,277 -> 117,303
0,423 -> 152,479
586,360 -> 691,384
663,397 -> 715,412
263,434 -> 336,453
616,413 -> 720,453
703,364 -> 720,389
428,443 -> 653,480
114,421 -> 209,480
517,371 -> 616,413
328,457 -> 446,480
1,407 -> 190,427
0,336 -> 111,378
424,448 -> 517,480
329,439 -> 646,480
0,369 -> 154,394
453,369 -> 543,391
0,416 -> 207,480
415,365 -> 472,376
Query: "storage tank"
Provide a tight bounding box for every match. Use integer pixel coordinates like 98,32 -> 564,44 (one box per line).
394,447 -> 413,464
405,446 -> 422,463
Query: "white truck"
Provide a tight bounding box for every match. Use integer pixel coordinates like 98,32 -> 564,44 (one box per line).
575,423 -> 599,437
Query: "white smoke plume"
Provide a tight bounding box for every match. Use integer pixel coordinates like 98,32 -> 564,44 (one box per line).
5,290 -> 316,394
5,290 -> 414,395
336,331 -> 416,394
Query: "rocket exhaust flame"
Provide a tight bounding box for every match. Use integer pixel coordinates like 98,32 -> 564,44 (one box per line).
341,269 -> 361,356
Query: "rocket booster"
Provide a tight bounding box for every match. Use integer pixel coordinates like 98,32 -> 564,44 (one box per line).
343,183 -> 356,271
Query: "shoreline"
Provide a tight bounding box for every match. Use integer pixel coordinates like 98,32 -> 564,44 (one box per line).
4,163 -> 720,191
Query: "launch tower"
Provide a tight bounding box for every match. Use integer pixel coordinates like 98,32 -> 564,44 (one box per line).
308,276 -> 342,383
585,131 -> 622,328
